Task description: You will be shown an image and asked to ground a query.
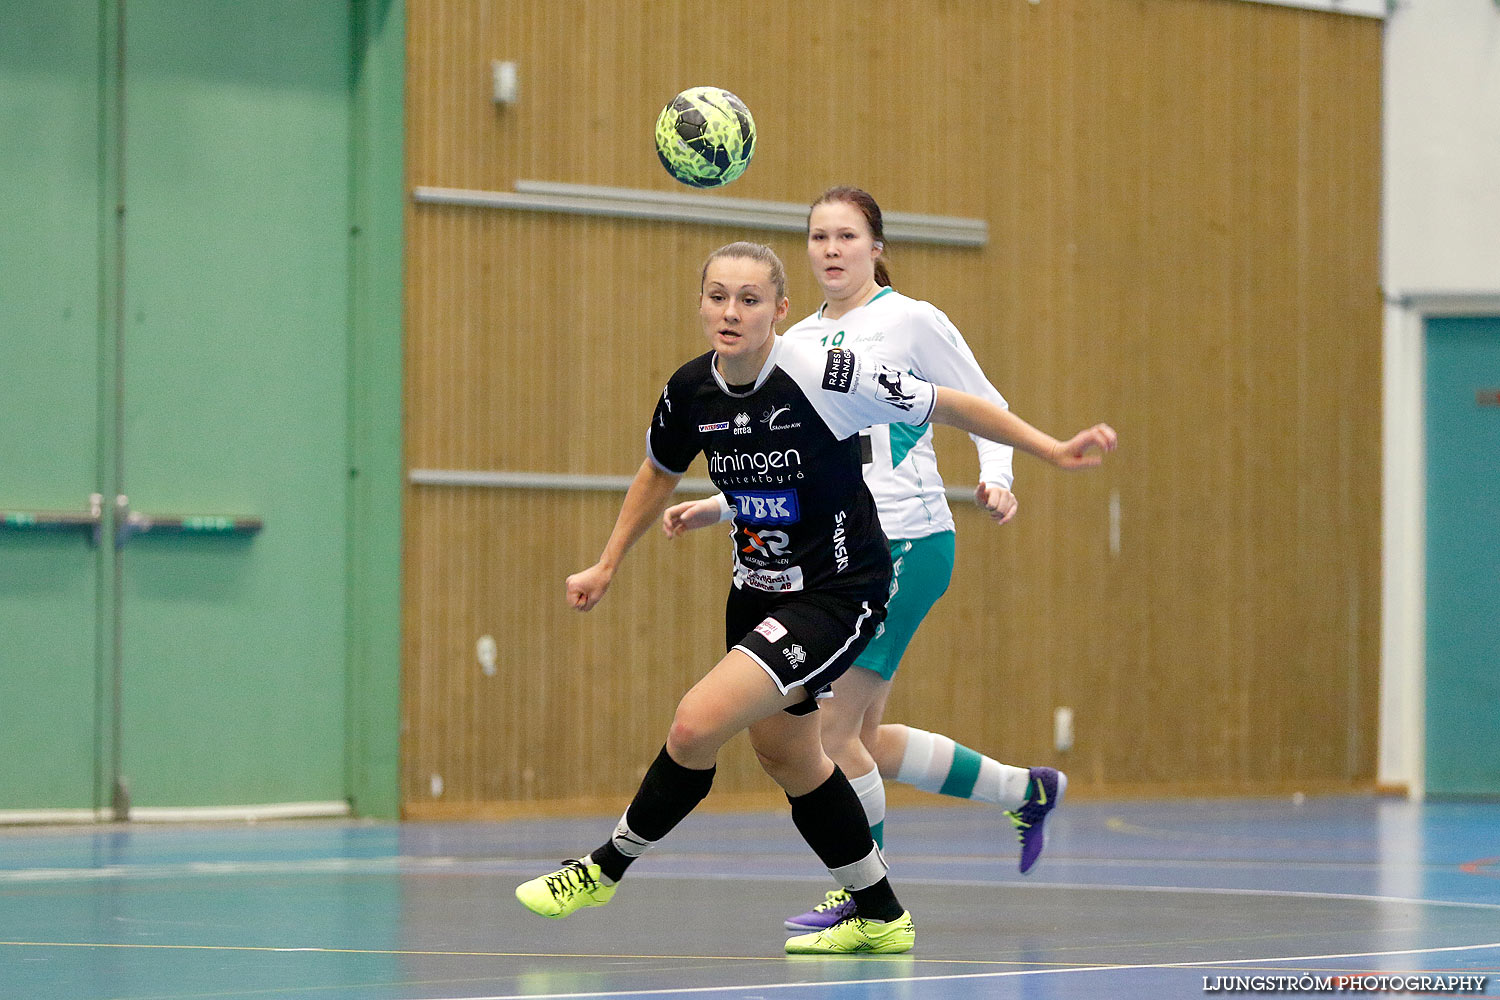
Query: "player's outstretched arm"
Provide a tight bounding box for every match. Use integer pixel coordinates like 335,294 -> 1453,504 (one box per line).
566,459 -> 682,611
930,386 -> 1117,470
662,495 -> 729,538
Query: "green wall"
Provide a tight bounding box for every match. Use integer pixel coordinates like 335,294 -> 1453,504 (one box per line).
0,0 -> 112,815
0,1 -> 402,819
347,0 -> 406,820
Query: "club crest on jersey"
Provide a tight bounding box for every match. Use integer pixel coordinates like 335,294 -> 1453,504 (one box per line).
733,411 -> 752,434
727,489 -> 801,524
875,365 -> 916,410
761,405 -> 801,431
822,348 -> 856,393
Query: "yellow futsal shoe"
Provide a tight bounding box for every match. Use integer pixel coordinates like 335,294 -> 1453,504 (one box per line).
515,859 -> 615,918
784,911 -> 916,954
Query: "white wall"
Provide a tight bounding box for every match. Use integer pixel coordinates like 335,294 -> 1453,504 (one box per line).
1384,0 -> 1500,293
1380,0 -> 1500,796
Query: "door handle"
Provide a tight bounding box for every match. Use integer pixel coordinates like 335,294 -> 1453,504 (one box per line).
1,493 -> 106,545
0,495 -> 262,547
113,495 -> 262,547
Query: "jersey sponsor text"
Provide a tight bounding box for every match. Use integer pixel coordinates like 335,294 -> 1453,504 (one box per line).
822,348 -> 856,393
734,564 -> 806,593
832,510 -> 849,572
728,490 -> 800,525
709,448 -> 802,477
754,617 -> 788,642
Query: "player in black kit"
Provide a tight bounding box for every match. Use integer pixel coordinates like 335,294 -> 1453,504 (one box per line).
515,242 -> 1116,955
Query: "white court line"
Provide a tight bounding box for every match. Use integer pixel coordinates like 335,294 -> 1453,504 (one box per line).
448,861 -> 1500,915
0,856 -> 452,883
890,873 -> 1500,913
403,940 -> 1500,1000
6,857 -> 1500,915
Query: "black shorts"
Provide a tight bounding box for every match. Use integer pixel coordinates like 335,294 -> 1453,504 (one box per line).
726,585 -> 889,715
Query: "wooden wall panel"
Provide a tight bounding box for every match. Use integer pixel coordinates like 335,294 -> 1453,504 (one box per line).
401,0 -> 1383,815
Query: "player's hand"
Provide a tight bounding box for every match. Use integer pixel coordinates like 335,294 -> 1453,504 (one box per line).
974,483 -> 1018,525
662,498 -> 723,538
1048,423 -> 1118,469
565,562 -> 614,612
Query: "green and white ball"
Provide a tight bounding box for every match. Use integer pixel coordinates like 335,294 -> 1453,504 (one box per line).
654,87 -> 755,188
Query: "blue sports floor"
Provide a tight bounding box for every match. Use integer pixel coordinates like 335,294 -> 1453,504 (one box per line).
3,795 -> 1498,999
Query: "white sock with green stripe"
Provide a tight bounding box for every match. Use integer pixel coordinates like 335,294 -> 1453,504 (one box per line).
893,726 -> 1030,810
847,766 -> 886,849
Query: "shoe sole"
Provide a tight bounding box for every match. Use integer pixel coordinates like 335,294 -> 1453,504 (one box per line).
785,933 -> 916,955
515,886 -> 612,919
785,913 -> 917,955
785,944 -> 914,955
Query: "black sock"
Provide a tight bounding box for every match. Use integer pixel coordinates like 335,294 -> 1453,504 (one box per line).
788,767 -> 904,922
849,879 -> 903,922
591,745 -> 714,883
589,840 -> 632,884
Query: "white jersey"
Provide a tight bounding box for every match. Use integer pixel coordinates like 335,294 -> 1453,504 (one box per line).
783,287 -> 1014,540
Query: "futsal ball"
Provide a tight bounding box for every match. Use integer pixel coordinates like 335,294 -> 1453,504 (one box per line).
654,87 -> 756,188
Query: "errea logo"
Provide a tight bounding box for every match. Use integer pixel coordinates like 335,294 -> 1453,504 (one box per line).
733,411 -> 752,435
783,644 -> 807,668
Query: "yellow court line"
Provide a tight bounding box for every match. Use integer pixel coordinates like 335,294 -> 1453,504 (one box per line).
1103,816 -> 1375,852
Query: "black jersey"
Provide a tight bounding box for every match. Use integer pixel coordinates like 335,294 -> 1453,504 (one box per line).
647,337 -> 937,596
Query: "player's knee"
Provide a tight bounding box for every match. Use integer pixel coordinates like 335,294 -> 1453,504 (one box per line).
870,723 -> 907,777
820,730 -> 864,772
754,746 -> 806,788
752,744 -> 789,780
666,707 -> 726,764
817,709 -> 857,745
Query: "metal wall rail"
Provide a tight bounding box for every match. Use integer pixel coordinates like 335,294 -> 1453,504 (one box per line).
408,468 -> 717,494
408,467 -> 979,504
411,180 -> 989,247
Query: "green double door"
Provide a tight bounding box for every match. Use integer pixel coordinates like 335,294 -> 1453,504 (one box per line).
1425,316 -> 1500,797
1,2 -> 354,816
